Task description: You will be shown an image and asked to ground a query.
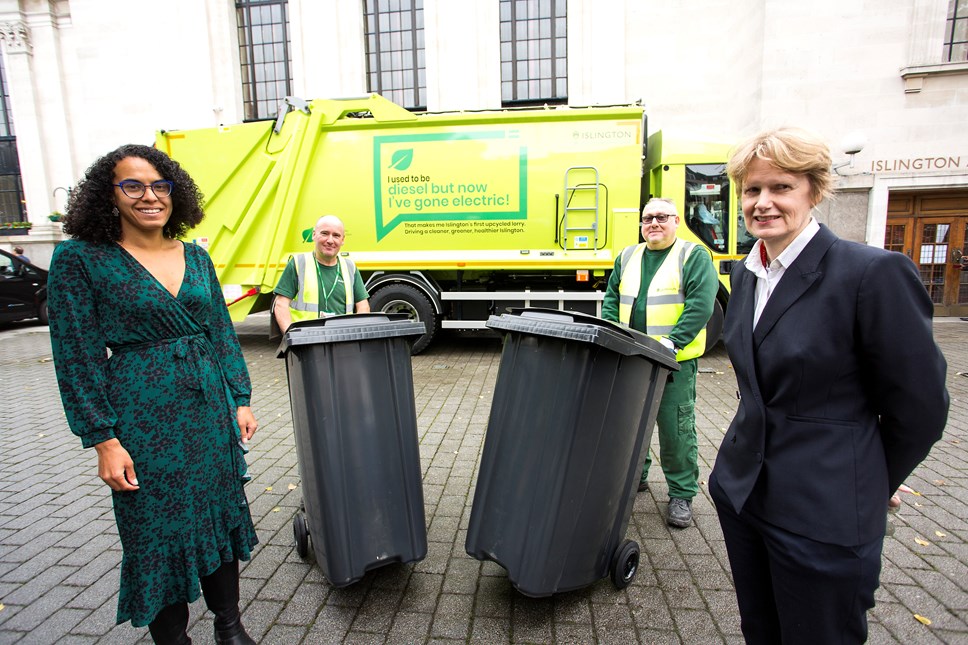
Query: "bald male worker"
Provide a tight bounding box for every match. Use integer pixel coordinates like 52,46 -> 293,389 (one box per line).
273,215 -> 370,333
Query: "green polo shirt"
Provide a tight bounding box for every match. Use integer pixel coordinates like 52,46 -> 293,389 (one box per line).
273,256 -> 369,314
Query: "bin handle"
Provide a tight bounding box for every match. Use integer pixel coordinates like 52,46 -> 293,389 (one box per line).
513,307 -> 636,341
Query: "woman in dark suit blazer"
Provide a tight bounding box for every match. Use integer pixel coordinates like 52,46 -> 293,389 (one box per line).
709,127 -> 949,644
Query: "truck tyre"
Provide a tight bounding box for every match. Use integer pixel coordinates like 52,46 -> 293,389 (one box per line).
369,283 -> 438,354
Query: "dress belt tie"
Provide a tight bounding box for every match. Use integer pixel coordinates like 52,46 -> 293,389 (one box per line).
112,333 -> 208,391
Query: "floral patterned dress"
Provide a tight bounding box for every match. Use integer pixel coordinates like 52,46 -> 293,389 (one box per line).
47,239 -> 258,627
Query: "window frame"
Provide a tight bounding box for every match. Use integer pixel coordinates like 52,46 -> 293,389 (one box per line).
499,0 -> 567,107
236,0 -> 293,121
944,0 -> 968,62
363,0 -> 426,111
900,0 -> 968,92
0,52 -> 25,225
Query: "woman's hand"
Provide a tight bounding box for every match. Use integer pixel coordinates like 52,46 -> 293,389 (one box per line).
237,406 -> 258,444
94,438 -> 139,491
888,491 -> 902,512
889,483 -> 915,512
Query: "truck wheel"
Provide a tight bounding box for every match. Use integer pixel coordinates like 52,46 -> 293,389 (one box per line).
610,539 -> 640,590
370,284 -> 438,354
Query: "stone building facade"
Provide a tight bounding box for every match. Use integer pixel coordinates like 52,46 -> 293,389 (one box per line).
0,0 -> 965,313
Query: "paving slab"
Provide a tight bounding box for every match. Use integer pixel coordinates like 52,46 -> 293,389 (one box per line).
0,314 -> 965,644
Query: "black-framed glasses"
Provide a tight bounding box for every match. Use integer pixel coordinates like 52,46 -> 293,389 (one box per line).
641,214 -> 673,224
113,180 -> 174,199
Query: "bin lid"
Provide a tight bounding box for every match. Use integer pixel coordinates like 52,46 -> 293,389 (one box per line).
485,308 -> 680,371
277,313 -> 427,358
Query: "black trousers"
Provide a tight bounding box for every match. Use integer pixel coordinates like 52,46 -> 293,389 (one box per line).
710,475 -> 883,645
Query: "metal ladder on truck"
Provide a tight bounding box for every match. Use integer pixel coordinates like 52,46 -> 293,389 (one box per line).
562,166 -> 601,250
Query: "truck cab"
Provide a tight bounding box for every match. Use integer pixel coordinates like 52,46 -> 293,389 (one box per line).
646,131 -> 757,339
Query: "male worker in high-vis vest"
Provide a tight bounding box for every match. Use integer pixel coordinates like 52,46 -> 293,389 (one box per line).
273,215 -> 370,334
602,198 -> 718,528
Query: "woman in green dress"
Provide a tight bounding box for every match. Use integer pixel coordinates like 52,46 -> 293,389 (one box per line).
48,144 -> 259,645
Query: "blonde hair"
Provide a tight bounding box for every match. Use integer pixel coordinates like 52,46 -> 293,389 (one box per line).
726,127 -> 833,205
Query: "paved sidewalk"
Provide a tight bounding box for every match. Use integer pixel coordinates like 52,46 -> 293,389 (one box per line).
0,314 -> 965,644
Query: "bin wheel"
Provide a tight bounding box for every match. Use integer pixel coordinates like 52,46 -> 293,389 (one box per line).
610,539 -> 640,590
293,512 -> 310,559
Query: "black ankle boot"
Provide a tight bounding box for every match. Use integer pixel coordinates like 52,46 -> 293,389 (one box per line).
212,612 -> 257,645
147,602 -> 192,645
201,560 -> 256,645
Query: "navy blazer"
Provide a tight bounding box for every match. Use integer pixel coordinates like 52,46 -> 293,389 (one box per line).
712,225 -> 949,546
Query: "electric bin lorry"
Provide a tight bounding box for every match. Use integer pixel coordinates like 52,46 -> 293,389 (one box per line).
158,94 -> 750,353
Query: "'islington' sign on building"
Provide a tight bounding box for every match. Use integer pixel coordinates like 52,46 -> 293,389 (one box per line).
871,156 -> 963,172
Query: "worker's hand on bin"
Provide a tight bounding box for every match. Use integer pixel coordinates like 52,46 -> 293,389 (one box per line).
659,336 -> 678,355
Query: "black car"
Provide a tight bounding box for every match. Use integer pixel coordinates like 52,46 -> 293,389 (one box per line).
0,248 -> 48,324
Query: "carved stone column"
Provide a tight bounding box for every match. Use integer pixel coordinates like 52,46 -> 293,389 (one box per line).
0,21 -> 31,55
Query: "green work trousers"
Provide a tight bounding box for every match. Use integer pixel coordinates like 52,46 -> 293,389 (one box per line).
642,358 -> 699,500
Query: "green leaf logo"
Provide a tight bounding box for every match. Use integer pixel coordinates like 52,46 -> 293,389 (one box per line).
389,149 -> 414,171
301,228 -> 313,243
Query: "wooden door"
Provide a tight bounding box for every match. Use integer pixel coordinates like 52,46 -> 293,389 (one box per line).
884,217 -> 914,261
888,191 -> 968,317
912,217 -> 968,316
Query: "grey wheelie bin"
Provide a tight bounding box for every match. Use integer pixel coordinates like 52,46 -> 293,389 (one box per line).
465,308 -> 679,596
278,313 -> 427,587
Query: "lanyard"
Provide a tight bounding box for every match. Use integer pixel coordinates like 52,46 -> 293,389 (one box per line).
314,258 -> 343,314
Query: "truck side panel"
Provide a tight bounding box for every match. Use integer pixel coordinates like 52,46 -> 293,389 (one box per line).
160,96 -> 647,323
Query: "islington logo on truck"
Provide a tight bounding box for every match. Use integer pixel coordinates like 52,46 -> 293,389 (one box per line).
572,129 -> 634,141
373,130 -> 527,241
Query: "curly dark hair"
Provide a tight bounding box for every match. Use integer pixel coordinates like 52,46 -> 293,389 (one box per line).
62,144 -> 205,243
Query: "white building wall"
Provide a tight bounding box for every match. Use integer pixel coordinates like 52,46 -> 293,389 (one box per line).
567,0 -> 627,107
291,0 -> 367,100
203,0 -> 244,127
425,0 -> 501,111
752,0 -> 967,245
622,0 -> 766,141
65,0 -> 223,145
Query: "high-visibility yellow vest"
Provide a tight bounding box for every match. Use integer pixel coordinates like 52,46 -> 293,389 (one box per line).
617,239 -> 706,361
289,252 -> 356,321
